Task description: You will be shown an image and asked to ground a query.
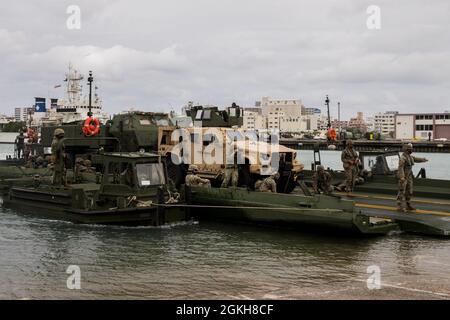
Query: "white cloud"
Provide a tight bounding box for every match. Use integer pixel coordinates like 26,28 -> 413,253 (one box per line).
1,0 -> 450,118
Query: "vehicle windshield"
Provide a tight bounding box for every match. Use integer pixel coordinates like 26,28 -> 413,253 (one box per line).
135,163 -> 166,187
385,155 -> 400,171
363,156 -> 378,170
156,119 -> 170,126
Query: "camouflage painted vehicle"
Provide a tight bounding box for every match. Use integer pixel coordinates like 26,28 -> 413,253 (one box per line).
36,107 -> 303,193
158,126 -> 304,192
2,152 -> 189,226
40,111 -> 172,154
185,104 -> 243,128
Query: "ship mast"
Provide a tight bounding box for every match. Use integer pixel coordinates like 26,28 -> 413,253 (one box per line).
65,64 -> 84,104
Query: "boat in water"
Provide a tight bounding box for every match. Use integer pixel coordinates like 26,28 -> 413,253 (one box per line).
2,152 -> 190,226
186,186 -> 398,235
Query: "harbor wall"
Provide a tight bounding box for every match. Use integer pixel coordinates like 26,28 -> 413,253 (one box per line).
281,139 -> 450,153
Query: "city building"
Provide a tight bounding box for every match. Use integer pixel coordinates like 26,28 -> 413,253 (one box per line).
14,107 -> 34,122
374,111 -> 398,135
365,116 -> 375,132
395,112 -> 450,140
267,111 -> 284,130
267,112 -> 318,133
250,97 -> 318,132
258,97 -> 303,117
330,119 -> 349,131
302,107 -> 321,116
280,115 -> 318,132
243,108 -> 265,130
347,112 -> 368,132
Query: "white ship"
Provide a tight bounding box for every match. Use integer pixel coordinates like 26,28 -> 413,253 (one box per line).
39,65 -> 109,126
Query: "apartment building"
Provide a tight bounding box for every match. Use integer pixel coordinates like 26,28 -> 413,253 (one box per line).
395,112 -> 450,140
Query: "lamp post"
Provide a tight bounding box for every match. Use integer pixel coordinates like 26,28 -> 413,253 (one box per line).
325,95 -> 331,129
87,71 -> 93,117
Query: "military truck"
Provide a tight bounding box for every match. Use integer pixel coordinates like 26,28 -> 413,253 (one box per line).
35,105 -> 304,193
40,111 -> 171,154
158,105 -> 304,192
38,111 -> 172,172
186,103 -> 243,128
2,152 -> 189,225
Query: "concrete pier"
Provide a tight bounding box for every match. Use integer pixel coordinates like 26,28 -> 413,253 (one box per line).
280,138 -> 450,153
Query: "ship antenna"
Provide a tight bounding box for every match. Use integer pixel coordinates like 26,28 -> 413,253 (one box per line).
87,70 -> 93,117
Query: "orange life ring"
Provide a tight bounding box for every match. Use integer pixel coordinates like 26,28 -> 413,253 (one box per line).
82,117 -> 100,136
327,128 -> 337,141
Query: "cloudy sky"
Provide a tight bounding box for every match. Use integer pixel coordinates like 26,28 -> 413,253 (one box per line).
1,0 -> 450,119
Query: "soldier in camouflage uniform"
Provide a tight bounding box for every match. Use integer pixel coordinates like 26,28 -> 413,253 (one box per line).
397,143 -> 428,212
312,165 -> 333,195
341,140 -> 359,194
51,128 -> 66,187
15,131 -> 25,159
259,172 -> 280,193
221,163 -> 239,188
185,165 -> 211,187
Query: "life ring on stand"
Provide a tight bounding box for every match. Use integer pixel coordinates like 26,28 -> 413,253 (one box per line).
82,117 -> 100,136
327,128 -> 337,141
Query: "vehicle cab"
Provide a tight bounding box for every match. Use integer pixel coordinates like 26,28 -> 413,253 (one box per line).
92,152 -> 170,205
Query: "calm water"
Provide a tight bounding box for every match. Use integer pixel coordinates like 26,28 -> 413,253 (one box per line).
1,144 -> 450,299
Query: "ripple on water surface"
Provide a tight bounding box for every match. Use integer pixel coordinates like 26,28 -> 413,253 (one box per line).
1,206 -> 450,299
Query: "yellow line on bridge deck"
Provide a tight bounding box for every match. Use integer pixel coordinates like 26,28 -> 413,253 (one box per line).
337,192 -> 450,206
355,203 -> 450,217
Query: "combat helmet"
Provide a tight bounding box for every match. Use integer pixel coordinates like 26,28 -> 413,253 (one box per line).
189,164 -> 199,173
403,143 -> 413,151
271,172 -> 280,180
54,128 -> 65,137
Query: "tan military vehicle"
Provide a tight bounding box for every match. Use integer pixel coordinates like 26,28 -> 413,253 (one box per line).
157,124 -> 304,193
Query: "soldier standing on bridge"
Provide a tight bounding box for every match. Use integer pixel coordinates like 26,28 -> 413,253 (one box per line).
397,143 -> 428,212
341,140 -> 359,195
51,128 -> 67,187
221,161 -> 239,188
15,130 -> 25,159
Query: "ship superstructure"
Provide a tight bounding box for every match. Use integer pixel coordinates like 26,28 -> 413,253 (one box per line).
40,65 -> 109,125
